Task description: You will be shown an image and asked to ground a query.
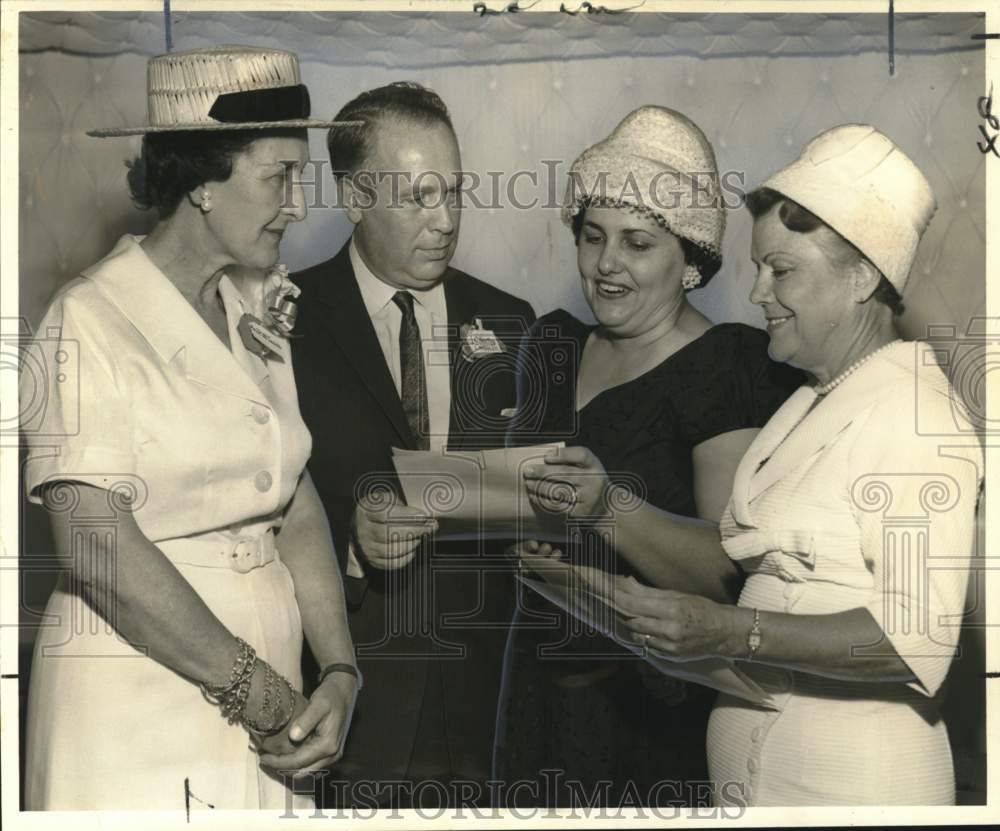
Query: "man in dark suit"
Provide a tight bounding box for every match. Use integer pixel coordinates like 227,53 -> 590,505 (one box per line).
291,82 -> 535,808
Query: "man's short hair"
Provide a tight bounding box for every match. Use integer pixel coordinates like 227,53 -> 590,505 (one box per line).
327,81 -> 454,180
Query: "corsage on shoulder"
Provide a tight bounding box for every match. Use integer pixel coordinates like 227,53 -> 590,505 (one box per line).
459,317 -> 505,363
236,264 -> 301,359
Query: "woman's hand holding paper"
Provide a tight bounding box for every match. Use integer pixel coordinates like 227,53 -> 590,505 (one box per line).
522,446 -> 613,522
612,582 -> 741,662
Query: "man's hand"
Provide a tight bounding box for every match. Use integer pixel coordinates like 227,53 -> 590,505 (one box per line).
353,491 -> 437,571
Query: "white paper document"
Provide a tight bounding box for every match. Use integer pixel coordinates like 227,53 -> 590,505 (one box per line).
515,548 -> 778,710
390,443 -> 565,540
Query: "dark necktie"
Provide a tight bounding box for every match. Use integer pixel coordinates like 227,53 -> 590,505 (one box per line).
391,291 -> 430,450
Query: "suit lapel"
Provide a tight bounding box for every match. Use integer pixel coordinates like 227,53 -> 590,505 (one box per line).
729,384 -> 814,525
443,273 -> 471,447
87,235 -> 271,406
309,244 -> 415,448
745,342 -> 916,505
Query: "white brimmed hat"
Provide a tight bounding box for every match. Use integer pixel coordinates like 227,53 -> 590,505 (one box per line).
761,124 -> 936,292
562,106 -> 726,288
88,44 -> 358,137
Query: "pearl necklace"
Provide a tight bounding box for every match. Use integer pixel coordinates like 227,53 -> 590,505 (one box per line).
814,340 -> 901,396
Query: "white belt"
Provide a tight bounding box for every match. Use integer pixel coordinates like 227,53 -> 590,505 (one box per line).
156,530 -> 277,574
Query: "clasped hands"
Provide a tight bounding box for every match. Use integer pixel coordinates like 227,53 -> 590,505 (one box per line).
255,670 -> 359,775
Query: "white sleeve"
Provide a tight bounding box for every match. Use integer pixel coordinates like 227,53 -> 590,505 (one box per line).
849,388 -> 982,696
21,292 -> 137,502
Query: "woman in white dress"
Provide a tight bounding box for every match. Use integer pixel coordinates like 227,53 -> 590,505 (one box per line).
523,124 -> 983,805
22,45 -> 360,810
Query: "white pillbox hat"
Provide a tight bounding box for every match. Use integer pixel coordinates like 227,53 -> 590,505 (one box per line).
762,124 -> 936,292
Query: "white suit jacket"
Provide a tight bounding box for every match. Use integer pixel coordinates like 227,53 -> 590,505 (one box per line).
720,341 -> 983,697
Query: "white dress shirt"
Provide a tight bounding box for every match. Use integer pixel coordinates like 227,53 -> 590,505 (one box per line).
346,238 -> 453,576
350,238 -> 452,450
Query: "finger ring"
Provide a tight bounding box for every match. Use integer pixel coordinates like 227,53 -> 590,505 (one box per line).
642,634 -> 651,645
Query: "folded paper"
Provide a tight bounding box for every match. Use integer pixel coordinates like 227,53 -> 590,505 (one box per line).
515,546 -> 777,709
391,443 -> 564,540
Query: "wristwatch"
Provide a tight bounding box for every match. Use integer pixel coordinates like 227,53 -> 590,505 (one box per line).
746,608 -> 762,661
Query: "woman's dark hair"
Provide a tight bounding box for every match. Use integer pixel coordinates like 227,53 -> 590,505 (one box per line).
745,187 -> 905,316
570,201 -> 720,289
126,127 -> 307,218
326,81 -> 454,180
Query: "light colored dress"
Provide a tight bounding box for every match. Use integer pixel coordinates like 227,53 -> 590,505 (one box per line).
22,235 -> 313,810
708,341 -> 982,806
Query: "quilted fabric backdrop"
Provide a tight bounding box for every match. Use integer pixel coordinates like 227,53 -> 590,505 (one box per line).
20,11 -> 986,343
16,10 -> 988,801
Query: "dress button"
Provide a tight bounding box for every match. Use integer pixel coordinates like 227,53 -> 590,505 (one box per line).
748,758 -> 759,774
751,727 -> 763,743
252,406 -> 270,425
254,471 -> 273,492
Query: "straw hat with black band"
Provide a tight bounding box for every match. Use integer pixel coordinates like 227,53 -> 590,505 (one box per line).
88,44 -> 358,136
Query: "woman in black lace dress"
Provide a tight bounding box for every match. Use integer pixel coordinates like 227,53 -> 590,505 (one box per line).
493,107 -> 802,807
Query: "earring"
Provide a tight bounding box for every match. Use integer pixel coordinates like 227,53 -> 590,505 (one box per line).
682,264 -> 701,291
200,190 -> 213,213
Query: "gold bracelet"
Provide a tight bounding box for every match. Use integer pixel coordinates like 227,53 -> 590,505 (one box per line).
243,663 -> 295,737
200,638 -> 256,724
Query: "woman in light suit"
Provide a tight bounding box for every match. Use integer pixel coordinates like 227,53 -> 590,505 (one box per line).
524,124 -> 983,805
22,45 -> 360,810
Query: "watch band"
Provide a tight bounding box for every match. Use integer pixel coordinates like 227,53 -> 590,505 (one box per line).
317,662 -> 363,691
746,608 -> 762,661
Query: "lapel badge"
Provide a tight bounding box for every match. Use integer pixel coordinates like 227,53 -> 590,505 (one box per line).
238,313 -> 285,359
460,317 -> 505,363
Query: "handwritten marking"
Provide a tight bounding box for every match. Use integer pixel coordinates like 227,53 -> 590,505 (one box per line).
977,85 -> 999,158
163,0 -> 173,52
983,672 -> 1000,679
0,673 -> 18,679
561,0 -> 645,13
888,0 -> 895,76
473,0 -> 539,15
184,778 -> 215,822
971,33 -> 1000,40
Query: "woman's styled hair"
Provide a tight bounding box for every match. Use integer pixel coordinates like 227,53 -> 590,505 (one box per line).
326,81 -> 454,180
569,201 -> 713,276
745,187 -> 905,316
126,127 -> 307,218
